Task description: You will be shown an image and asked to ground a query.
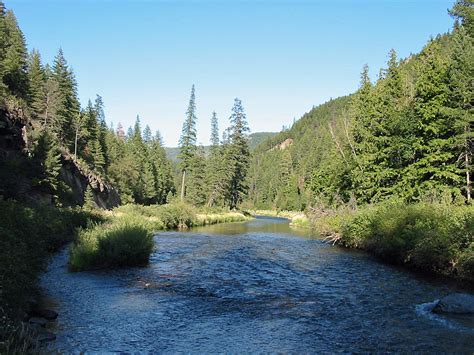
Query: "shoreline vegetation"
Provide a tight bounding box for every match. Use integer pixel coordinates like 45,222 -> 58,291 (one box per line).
70,203 -> 251,271
311,202 -> 474,284
0,200 -> 250,352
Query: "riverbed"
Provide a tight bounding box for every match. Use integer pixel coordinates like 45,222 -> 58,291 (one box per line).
41,216 -> 474,352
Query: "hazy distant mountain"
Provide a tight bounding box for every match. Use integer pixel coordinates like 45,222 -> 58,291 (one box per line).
165,132 -> 277,162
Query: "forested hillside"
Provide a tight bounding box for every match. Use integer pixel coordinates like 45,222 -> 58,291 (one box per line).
248,3 -> 473,211
0,2 -> 175,207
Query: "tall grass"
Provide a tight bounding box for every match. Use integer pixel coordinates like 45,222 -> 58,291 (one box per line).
309,202 -> 474,282
70,221 -> 153,271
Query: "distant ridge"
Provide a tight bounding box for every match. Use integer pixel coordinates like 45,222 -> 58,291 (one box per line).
165,132 -> 277,162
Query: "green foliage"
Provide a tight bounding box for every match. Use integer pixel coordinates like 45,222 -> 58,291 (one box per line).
0,199 -> 100,352
69,220 -> 153,271
83,184 -> 96,210
178,84 -> 197,173
337,203 -> 474,280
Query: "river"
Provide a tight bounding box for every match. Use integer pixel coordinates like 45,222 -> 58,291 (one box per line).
41,216 -> 474,352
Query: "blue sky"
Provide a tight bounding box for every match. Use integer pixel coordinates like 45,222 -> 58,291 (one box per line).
11,0 -> 454,146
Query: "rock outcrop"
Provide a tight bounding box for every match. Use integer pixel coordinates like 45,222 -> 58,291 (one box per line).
60,153 -> 120,209
269,138 -> 294,151
432,293 -> 474,314
0,107 -> 120,209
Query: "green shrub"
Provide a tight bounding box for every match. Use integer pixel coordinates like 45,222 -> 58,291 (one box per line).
70,221 -> 153,271
338,202 -> 474,279
0,200 -> 98,353
157,202 -> 197,229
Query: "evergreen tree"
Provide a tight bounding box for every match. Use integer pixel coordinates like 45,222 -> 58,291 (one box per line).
186,146 -> 207,206
450,0 -> 474,36
94,94 -> 109,171
52,48 -> 80,146
83,184 -> 97,210
43,64 -> 61,128
225,98 -> 250,208
27,49 -> 45,120
178,85 -> 197,200
447,26 -> 474,202
2,10 -> 28,99
210,111 -> 219,150
143,124 -> 152,143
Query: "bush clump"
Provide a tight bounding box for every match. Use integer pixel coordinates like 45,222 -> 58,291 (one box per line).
335,202 -> 474,281
70,220 -> 154,271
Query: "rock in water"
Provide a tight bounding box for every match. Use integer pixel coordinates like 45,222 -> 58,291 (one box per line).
433,293 -> 474,314
30,309 -> 58,320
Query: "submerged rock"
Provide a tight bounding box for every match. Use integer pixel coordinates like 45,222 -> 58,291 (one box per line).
433,293 -> 474,314
30,309 -> 58,320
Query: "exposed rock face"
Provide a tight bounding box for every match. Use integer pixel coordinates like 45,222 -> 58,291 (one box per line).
433,293 -> 474,314
270,138 -> 294,151
60,154 -> 120,209
0,108 -> 120,209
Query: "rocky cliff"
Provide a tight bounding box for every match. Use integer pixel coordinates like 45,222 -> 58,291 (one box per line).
0,108 -> 120,209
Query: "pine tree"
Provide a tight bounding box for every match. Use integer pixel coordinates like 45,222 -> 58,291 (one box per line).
2,10 -> 28,99
225,98 -> 250,208
408,39 -> 461,201
36,132 -> 63,203
450,0 -> 474,37
186,146 -> 207,206
52,48 -> 80,147
178,85 -> 197,200
43,64 -> 61,128
94,94 -> 109,172
143,124 -> 152,143
83,184 -> 97,210
447,26 -> 474,202
210,111 -> 219,150
206,112 -> 231,207
27,49 -> 46,120
0,2 -> 7,100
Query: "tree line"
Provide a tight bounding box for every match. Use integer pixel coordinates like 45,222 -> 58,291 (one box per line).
248,0 -> 473,210
177,85 -> 251,209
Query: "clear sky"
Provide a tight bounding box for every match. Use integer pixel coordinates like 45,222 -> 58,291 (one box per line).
11,0 -> 454,146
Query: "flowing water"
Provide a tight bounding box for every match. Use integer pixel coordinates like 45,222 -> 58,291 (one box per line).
41,216 -> 474,353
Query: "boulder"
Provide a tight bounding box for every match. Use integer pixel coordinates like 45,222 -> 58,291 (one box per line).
432,293 -> 474,314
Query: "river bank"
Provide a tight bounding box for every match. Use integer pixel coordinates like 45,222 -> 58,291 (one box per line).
0,200 -> 250,352
246,209 -> 310,228
308,202 -> 474,284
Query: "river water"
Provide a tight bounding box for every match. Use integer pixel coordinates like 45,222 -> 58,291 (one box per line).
41,216 -> 474,352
